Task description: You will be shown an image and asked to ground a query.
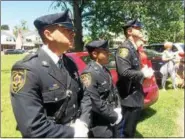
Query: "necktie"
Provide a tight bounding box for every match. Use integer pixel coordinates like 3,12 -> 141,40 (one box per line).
103,66 -> 110,78
103,66 -> 107,73
58,58 -> 67,84
103,66 -> 113,86
58,59 -> 64,69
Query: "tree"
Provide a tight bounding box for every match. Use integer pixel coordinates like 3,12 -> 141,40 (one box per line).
86,0 -> 184,43
141,0 -> 184,43
1,25 -> 10,30
13,20 -> 29,37
52,0 -> 184,50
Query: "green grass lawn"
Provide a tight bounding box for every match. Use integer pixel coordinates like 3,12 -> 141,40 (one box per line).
136,88 -> 184,137
1,54 -> 184,137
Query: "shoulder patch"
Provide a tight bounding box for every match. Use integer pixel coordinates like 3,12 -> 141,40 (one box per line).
119,48 -> 129,58
11,70 -> 26,93
80,73 -> 92,87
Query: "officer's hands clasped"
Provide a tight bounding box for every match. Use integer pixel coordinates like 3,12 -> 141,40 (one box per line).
141,65 -> 154,79
71,119 -> 89,137
110,108 -> 123,126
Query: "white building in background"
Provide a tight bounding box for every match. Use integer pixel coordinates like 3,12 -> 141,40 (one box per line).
1,30 -> 16,50
1,30 -> 43,51
22,31 -> 43,50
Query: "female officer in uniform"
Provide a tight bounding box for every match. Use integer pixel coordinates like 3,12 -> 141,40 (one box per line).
80,40 -> 122,137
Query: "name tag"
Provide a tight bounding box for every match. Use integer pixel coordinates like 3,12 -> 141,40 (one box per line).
101,81 -> 107,85
49,84 -> 60,91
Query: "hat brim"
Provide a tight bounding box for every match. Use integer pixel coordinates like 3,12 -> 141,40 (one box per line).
122,25 -> 129,29
132,25 -> 142,28
58,22 -> 74,31
95,47 -> 109,52
123,25 -> 142,29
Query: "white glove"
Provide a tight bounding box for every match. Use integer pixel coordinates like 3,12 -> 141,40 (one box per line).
110,108 -> 122,126
141,65 -> 153,79
148,67 -> 154,75
71,119 -> 88,137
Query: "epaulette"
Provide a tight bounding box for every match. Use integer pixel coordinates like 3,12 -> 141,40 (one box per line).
22,52 -> 38,62
82,63 -> 91,74
123,40 -> 131,49
12,53 -> 37,70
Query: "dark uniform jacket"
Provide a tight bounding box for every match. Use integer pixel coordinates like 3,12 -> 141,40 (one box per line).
115,40 -> 144,108
10,48 -> 91,137
81,60 -> 119,137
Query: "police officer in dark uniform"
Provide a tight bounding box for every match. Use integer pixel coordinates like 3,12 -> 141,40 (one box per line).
10,10 -> 91,137
115,19 -> 153,137
80,40 -> 122,138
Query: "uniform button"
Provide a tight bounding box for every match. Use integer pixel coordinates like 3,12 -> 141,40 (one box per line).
105,89 -> 108,91
78,88 -> 81,90
73,104 -> 76,108
55,98 -> 58,101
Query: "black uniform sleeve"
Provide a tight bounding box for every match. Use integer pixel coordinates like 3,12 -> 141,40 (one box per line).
80,72 -> 118,124
66,55 -> 92,127
79,85 -> 92,127
10,65 -> 74,138
116,48 -> 144,83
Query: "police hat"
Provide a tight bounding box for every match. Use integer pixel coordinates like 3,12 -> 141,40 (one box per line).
34,9 -> 74,31
123,19 -> 142,29
85,40 -> 109,51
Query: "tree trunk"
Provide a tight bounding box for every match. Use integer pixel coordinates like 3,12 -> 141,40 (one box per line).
73,0 -> 84,51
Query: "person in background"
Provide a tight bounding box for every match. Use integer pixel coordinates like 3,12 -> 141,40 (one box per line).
136,38 -> 154,72
160,42 -> 177,90
80,40 -> 122,138
173,49 -> 184,88
137,38 -> 148,67
115,19 -> 153,137
10,10 -> 91,137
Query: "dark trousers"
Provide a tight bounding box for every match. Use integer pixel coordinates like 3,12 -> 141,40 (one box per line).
113,106 -> 142,138
89,125 -> 114,138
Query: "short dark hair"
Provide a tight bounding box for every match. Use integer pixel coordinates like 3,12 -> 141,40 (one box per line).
38,25 -> 58,44
38,30 -> 46,44
87,47 -> 96,60
123,27 -> 131,38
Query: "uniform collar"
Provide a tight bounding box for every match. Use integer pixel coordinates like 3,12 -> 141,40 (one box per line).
95,61 -> 103,69
128,39 -> 138,50
90,60 -> 107,72
42,45 -> 62,65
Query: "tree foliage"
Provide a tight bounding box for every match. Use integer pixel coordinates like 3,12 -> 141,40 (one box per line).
1,25 -> 10,30
13,20 -> 29,37
52,0 -> 184,50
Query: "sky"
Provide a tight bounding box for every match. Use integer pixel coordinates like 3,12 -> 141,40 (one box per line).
1,1 -> 64,31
